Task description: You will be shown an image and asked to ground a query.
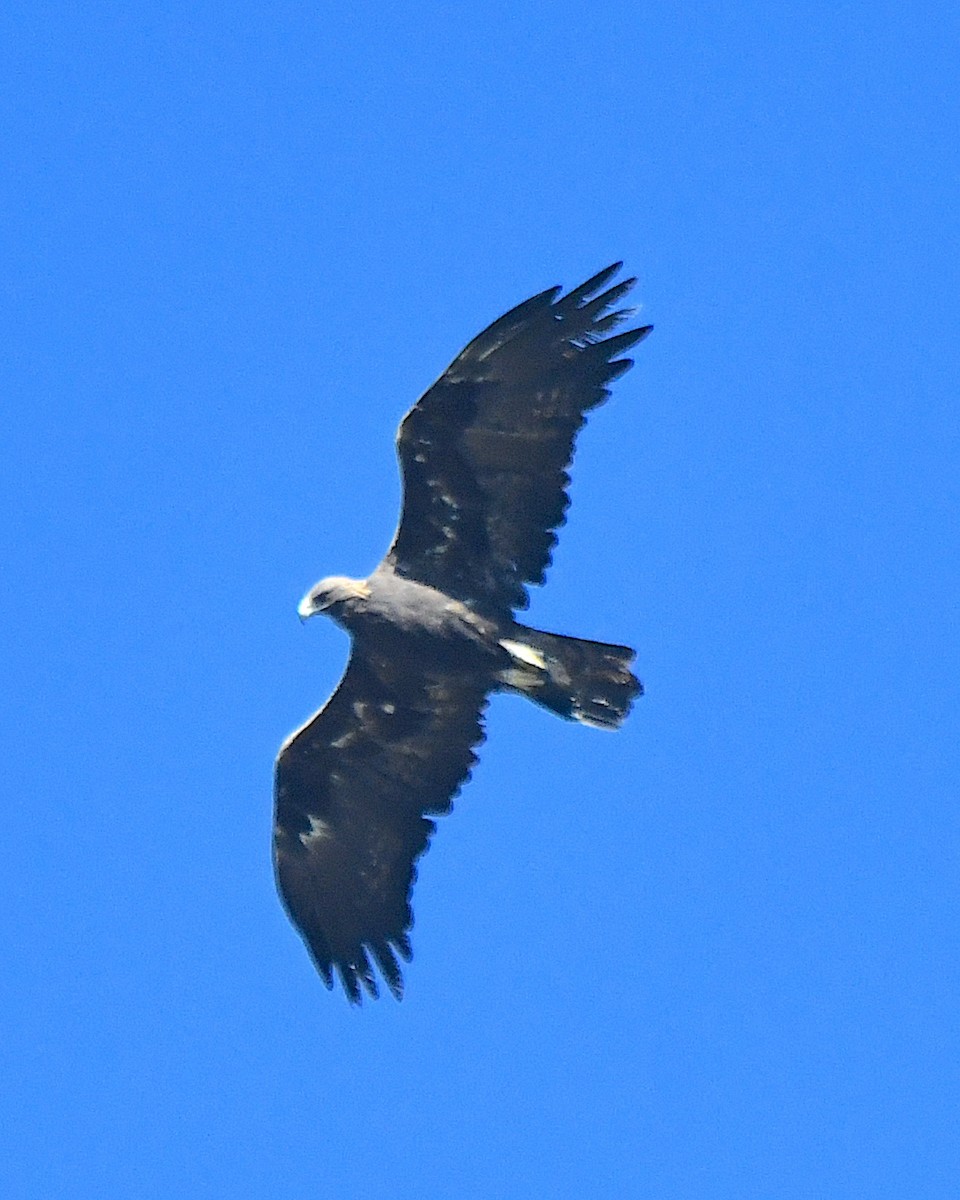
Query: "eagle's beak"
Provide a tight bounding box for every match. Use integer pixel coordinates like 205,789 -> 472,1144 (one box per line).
297,595 -> 318,622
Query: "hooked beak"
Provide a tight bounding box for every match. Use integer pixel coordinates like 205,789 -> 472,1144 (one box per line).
297,594 -> 321,622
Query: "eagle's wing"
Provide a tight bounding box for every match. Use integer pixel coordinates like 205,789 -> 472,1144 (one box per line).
273,652 -> 488,1003
385,264 -> 653,614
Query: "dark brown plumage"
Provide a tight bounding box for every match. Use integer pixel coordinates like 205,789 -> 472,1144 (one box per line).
274,265 -> 652,1002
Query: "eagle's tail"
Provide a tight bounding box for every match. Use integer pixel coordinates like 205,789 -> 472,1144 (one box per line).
497,627 -> 642,730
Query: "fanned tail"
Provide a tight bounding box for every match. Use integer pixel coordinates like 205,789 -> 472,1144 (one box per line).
498,627 -> 641,729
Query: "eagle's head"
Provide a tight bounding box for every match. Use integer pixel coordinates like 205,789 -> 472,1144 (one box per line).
297,575 -> 372,623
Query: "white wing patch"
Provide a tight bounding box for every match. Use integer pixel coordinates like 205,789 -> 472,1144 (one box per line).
498,639 -> 547,670
299,815 -> 334,847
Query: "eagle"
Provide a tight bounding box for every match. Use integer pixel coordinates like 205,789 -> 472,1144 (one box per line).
274,263 -> 652,1003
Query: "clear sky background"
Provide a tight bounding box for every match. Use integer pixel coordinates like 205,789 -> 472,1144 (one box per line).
3,2 -> 958,1197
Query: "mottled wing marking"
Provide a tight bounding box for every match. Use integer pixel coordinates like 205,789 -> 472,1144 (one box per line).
273,653 -> 488,1003
386,263 -> 653,614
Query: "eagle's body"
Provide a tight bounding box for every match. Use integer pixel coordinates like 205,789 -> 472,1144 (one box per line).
274,265 -> 652,1002
306,571 -> 500,658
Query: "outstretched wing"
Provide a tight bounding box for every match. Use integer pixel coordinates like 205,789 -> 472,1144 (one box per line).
273,652 -> 489,1003
385,263 -> 652,615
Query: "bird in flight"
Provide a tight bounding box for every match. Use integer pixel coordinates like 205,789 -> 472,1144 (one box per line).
274,264 -> 652,1002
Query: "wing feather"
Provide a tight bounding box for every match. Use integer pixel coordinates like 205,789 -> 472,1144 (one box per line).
273,652 -> 488,1003
385,264 -> 652,613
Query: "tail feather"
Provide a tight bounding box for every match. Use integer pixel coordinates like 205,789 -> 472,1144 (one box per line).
498,627 -> 641,729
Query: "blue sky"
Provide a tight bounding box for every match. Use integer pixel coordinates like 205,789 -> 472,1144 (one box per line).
3,1 -> 958,1196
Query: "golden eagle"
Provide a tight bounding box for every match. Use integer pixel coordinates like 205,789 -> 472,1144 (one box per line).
274,264 -> 652,1002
